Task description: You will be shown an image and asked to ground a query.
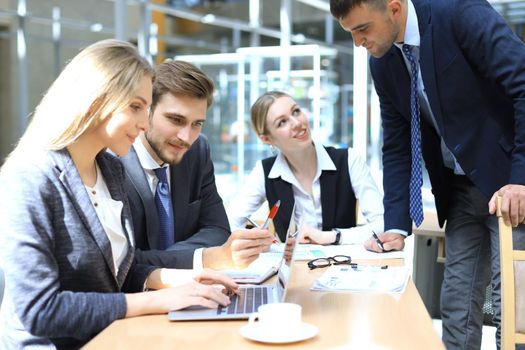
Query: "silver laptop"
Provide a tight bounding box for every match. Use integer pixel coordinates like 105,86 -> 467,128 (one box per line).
168,205 -> 298,321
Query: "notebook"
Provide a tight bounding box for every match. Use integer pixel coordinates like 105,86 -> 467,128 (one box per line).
222,252 -> 283,284
168,205 -> 298,321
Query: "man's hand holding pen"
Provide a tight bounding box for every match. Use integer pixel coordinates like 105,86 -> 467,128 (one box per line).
245,200 -> 281,244
202,228 -> 273,270
364,232 -> 405,253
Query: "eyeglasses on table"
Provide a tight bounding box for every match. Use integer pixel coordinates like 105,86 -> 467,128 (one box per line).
307,255 -> 355,270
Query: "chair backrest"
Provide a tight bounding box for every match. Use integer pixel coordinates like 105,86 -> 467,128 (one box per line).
497,196 -> 525,350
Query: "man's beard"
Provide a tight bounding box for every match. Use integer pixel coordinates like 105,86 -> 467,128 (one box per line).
144,132 -> 188,165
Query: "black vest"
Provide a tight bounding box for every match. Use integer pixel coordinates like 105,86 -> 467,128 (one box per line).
262,147 -> 357,241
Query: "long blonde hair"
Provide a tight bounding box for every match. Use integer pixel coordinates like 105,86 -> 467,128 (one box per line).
15,39 -> 153,155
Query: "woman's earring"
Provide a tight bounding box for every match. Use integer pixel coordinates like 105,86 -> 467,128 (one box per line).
269,144 -> 278,155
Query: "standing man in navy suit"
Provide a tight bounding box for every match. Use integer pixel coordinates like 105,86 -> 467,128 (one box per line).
121,60 -> 273,271
330,0 -> 525,349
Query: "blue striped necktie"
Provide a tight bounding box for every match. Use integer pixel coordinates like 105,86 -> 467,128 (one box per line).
154,167 -> 175,249
402,44 -> 424,227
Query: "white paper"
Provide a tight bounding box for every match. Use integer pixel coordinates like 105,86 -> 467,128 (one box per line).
311,265 -> 410,293
270,243 -> 405,261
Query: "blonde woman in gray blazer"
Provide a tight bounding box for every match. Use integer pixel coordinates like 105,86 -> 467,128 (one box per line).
0,39 -> 237,349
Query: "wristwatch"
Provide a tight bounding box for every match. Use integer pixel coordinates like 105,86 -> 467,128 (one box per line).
332,228 -> 341,245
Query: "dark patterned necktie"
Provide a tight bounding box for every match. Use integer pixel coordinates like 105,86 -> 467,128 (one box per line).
154,167 -> 175,249
402,44 -> 424,227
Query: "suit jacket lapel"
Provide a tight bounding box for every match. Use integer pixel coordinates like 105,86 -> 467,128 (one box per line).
170,161 -> 189,242
121,147 -> 160,250
415,0 -> 444,132
384,47 -> 412,121
52,150 -> 118,283
97,154 -> 134,288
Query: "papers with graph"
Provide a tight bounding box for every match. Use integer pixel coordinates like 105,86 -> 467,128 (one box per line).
269,243 -> 405,261
311,265 -> 410,293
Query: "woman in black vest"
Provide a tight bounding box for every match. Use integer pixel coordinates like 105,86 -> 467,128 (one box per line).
229,91 -> 384,244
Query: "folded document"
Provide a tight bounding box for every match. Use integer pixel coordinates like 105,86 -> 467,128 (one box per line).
311,265 -> 410,293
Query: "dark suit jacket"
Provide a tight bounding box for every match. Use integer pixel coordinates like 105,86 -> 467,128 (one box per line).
0,150 -> 154,349
370,0 -> 525,233
121,135 -> 231,269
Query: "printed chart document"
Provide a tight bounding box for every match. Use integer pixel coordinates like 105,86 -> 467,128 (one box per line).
269,243 -> 327,260
270,243 -> 405,261
311,265 -> 410,293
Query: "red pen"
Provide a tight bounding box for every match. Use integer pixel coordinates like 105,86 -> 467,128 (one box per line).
262,200 -> 280,243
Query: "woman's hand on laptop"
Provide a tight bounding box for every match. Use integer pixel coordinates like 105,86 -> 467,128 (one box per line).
124,269 -> 238,316
147,268 -> 238,291
193,269 -> 239,294
126,281 -> 232,316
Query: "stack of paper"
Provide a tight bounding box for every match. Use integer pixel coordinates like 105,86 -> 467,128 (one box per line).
311,265 -> 410,293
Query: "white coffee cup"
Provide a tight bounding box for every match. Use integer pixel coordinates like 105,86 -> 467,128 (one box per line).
248,303 -> 302,331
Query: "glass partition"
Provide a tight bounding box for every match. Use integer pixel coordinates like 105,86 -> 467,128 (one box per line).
176,44 -> 341,205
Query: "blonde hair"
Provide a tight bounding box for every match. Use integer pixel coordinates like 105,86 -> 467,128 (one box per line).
15,39 -> 153,153
250,91 -> 289,136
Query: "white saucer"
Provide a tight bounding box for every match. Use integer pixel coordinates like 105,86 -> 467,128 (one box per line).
240,322 -> 318,344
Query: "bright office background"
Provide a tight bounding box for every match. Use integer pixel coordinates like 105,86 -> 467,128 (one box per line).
0,0 -> 524,210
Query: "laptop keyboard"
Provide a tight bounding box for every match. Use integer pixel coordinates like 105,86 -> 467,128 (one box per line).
217,286 -> 269,315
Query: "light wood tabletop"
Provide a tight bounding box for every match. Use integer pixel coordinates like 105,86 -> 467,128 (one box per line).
84,259 -> 444,349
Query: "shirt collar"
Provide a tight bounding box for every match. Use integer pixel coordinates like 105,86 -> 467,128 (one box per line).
268,141 -> 336,182
394,0 -> 420,49
133,137 -> 165,170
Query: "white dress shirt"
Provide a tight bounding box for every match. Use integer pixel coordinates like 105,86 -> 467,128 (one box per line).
133,139 -> 204,270
228,142 -> 384,245
85,163 -> 128,275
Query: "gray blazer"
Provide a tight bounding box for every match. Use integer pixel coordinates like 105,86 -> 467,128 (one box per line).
121,135 -> 230,269
0,150 -> 155,349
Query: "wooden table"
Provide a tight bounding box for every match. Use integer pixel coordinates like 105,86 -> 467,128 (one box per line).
84,258 -> 444,349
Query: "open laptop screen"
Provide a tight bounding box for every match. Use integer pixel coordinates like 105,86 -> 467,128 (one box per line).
275,204 -> 298,300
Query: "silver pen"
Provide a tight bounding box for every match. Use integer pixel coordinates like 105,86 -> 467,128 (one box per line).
245,216 -> 259,228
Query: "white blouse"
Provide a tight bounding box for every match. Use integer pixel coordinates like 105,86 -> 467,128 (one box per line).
85,163 -> 128,275
228,142 -> 384,245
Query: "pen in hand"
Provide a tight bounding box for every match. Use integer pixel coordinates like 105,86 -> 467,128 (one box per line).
262,200 -> 280,230
371,231 -> 385,252
244,200 -> 281,243
265,200 -> 281,243
244,216 -> 259,228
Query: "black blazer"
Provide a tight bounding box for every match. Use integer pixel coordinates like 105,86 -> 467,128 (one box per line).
120,135 -> 231,268
370,0 -> 525,232
262,147 -> 357,241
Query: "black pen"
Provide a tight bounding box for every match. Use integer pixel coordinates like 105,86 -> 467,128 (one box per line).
372,231 -> 385,252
